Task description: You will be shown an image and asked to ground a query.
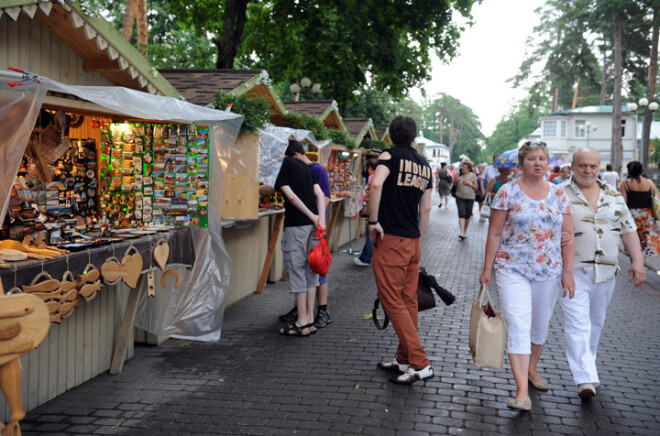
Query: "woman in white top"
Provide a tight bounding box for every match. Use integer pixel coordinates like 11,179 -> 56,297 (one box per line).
479,141 -> 575,411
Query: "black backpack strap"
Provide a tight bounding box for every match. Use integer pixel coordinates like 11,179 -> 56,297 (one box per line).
372,297 -> 389,330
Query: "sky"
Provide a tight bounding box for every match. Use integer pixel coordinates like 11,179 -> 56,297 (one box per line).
411,0 -> 545,137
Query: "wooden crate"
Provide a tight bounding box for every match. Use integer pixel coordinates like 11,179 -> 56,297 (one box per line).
221,133 -> 260,219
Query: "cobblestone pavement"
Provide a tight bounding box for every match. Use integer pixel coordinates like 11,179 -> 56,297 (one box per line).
21,194 -> 660,435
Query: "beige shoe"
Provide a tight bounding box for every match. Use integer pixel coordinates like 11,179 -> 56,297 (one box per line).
529,377 -> 549,391
506,396 -> 532,411
577,383 -> 596,399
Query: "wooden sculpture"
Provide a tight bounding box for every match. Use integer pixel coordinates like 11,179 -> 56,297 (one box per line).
0,286 -> 51,436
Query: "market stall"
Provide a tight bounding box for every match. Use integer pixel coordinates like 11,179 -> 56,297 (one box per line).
0,70 -> 242,421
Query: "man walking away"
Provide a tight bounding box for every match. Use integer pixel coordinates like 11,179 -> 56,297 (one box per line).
369,115 -> 433,384
560,148 -> 645,399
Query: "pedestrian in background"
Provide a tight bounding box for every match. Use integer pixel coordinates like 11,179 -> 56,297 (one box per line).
369,115 -> 433,385
620,160 -> 660,264
453,160 -> 477,240
354,158 -> 378,267
479,141 -> 575,411
601,164 -> 620,190
436,162 -> 452,209
559,148 -> 645,400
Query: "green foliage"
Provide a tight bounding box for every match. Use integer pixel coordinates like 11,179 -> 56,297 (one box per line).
326,128 -> 357,149
241,0 -> 478,112
344,88 -> 397,127
422,94 -> 484,163
649,139 -> 660,164
361,138 -> 390,151
282,113 -> 328,141
210,93 -> 271,134
487,101 -> 541,158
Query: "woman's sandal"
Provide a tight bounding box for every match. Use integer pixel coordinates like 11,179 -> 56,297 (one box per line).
305,323 -> 317,335
279,323 -> 310,337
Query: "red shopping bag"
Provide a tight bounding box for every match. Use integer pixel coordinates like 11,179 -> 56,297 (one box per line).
308,227 -> 332,277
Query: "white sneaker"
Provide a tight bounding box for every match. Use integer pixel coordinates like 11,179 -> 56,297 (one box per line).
377,357 -> 409,373
577,383 -> 596,399
393,365 -> 434,385
354,257 -> 370,266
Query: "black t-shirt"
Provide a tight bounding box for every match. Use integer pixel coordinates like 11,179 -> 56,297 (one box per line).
275,157 -> 319,227
377,147 -> 431,238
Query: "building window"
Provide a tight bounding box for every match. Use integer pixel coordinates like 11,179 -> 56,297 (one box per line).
543,120 -> 557,137
621,119 -> 626,137
560,121 -> 566,137
575,120 -> 585,137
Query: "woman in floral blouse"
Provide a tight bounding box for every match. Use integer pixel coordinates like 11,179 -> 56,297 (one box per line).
479,141 -> 575,411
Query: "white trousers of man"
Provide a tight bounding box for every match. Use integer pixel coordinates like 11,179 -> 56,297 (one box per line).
558,269 -> 616,386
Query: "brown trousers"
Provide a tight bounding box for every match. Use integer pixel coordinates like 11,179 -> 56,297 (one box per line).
372,233 -> 430,370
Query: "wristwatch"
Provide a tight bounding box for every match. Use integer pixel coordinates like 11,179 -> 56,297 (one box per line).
368,221 -> 378,225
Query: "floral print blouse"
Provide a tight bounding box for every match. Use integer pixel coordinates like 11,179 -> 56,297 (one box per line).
491,181 -> 573,281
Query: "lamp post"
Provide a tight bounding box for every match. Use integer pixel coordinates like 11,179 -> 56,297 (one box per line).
637,97 -> 659,168
289,77 -> 322,101
579,122 -> 598,147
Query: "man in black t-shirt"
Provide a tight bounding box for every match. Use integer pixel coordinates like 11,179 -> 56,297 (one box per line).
369,116 -> 433,384
259,140 -> 326,337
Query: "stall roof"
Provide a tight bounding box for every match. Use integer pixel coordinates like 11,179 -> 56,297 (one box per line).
0,0 -> 181,97
343,118 -> 377,144
374,126 -> 392,144
159,69 -> 288,124
284,100 -> 346,131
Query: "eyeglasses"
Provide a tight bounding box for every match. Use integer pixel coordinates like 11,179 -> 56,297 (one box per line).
522,141 -> 547,148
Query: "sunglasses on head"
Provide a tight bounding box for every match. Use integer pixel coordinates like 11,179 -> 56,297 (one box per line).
522,141 -> 547,148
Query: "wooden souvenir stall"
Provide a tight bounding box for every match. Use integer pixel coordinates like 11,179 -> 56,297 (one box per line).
0,76 -> 242,427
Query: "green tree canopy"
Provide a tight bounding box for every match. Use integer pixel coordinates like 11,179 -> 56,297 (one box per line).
487,101 -> 540,158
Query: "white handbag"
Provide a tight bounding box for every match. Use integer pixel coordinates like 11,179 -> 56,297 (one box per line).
479,193 -> 492,219
469,285 -> 506,369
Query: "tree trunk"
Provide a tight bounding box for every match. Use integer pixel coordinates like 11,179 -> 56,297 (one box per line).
552,87 -> 559,112
572,77 -> 580,109
447,120 -> 461,163
642,11 -> 659,169
214,0 -> 250,69
136,0 -> 148,56
121,0 -> 137,42
600,48 -> 608,105
611,11 -> 623,174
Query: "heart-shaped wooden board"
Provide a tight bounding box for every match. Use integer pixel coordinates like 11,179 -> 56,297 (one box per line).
121,252 -> 143,288
153,239 -> 169,271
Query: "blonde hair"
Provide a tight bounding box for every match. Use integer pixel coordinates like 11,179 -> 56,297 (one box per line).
518,142 -> 549,164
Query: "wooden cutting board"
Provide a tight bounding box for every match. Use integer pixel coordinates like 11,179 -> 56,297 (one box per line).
0,293 -> 50,366
153,239 -> 169,271
121,247 -> 143,288
100,257 -> 125,284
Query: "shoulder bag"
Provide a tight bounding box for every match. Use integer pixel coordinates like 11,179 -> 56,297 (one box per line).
469,285 -> 506,369
479,193 -> 492,219
373,268 -> 455,330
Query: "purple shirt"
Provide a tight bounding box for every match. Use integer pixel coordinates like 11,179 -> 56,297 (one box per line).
309,163 -> 331,198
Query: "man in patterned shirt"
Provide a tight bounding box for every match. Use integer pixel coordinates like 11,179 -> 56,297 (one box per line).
560,148 -> 646,399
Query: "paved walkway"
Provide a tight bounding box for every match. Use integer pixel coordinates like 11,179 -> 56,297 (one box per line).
20,194 -> 660,435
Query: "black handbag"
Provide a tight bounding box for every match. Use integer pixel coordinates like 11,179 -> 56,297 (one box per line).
373,268 -> 455,330
450,182 -> 457,197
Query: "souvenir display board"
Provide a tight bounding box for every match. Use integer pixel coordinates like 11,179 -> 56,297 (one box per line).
100,123 -> 210,227
326,149 -> 355,198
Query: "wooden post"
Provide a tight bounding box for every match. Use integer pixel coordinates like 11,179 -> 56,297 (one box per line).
325,199 -> 342,247
109,275 -> 145,375
256,213 -> 284,294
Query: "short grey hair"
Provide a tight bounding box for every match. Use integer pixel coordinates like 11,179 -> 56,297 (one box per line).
571,147 -> 601,165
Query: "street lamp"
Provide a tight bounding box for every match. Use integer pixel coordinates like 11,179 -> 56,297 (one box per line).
637,97 -> 659,168
289,77 -> 322,101
579,122 -> 598,147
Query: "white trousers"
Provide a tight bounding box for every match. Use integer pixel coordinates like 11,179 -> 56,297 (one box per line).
558,269 -> 615,386
495,270 -> 562,354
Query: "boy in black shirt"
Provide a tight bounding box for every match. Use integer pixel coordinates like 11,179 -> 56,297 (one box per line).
260,140 -> 326,336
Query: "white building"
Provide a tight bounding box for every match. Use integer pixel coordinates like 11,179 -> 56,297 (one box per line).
538,105 -> 638,166
414,135 -> 450,167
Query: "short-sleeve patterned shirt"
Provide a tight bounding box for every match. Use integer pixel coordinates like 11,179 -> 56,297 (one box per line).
561,177 -> 637,283
491,180 -> 573,281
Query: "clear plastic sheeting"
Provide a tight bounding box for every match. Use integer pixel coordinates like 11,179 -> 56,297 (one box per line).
0,74 -> 49,226
0,71 -> 243,342
259,124 -> 332,186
